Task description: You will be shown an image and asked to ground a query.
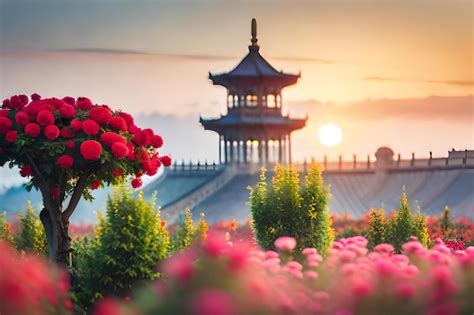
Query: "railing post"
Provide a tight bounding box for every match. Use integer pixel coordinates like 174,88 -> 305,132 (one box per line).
464,149 -> 468,165
411,153 -> 415,166
353,154 -> 356,169
446,157 -> 449,166
429,151 -> 432,166
189,160 -> 192,171
397,153 -> 401,167
181,159 -> 185,171
173,160 -> 177,172
323,156 -> 327,169
338,155 -> 342,170
367,155 -> 371,169
205,160 -> 208,171
213,161 -> 216,171
303,158 -> 307,173
197,161 -> 200,172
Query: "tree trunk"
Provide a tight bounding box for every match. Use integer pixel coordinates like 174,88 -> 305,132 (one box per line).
39,202 -> 71,267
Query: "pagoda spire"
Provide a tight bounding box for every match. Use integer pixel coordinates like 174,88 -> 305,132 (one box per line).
250,18 -> 259,49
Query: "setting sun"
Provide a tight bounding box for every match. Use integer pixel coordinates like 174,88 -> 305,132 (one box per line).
318,123 -> 343,147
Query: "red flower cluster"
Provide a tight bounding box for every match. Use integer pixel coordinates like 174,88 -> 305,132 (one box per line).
1,94 -> 171,194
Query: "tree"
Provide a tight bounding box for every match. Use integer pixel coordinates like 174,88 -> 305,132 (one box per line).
368,208 -> 385,249
440,205 -> 452,236
249,163 -> 334,255
14,201 -> 47,255
0,94 -> 171,264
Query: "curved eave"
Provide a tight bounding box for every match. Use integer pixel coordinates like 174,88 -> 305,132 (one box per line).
200,116 -> 307,132
208,72 -> 300,89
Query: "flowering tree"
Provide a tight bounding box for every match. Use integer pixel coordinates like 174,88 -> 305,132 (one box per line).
0,94 -> 171,265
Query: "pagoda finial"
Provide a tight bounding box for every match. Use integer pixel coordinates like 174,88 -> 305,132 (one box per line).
250,18 -> 258,49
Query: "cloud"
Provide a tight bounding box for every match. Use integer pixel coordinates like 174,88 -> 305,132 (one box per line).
290,95 -> 474,121
364,76 -> 474,87
0,48 -> 336,64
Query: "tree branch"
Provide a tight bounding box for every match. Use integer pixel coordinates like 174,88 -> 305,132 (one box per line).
62,170 -> 92,221
25,153 -> 48,191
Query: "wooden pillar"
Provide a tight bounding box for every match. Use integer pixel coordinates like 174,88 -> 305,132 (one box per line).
288,133 -> 292,164
264,138 -> 269,164
258,139 -> 263,164
218,135 -> 222,164
224,140 -> 229,164
243,140 -> 248,164
237,141 -> 241,164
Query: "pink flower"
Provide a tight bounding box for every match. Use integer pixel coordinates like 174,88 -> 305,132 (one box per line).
264,250 -> 279,259
189,289 -> 235,315
351,279 -> 373,298
203,234 -> 228,257
395,282 -> 416,299
374,243 -> 394,254
274,236 -> 296,252
302,247 -> 318,256
161,252 -> 195,284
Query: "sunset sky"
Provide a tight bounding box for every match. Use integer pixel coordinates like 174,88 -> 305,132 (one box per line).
0,0 -> 473,187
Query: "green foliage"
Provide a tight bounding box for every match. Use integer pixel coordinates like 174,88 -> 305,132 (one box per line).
440,205 -> 452,235
0,211 -> 14,244
368,208 -> 386,249
385,193 -> 431,252
71,185 -> 170,310
249,163 -> 334,255
97,187 -> 169,297
14,202 -> 47,255
170,210 -> 208,252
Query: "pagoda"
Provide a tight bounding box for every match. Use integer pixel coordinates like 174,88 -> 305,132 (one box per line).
200,18 -> 307,164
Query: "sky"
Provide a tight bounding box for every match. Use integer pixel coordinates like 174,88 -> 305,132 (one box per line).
0,0 -> 473,188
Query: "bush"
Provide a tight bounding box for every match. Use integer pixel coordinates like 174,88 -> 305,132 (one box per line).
170,209 -> 208,252
386,193 -> 430,252
14,201 -> 47,255
249,163 -> 334,255
71,185 -> 170,310
0,211 -> 13,244
367,208 -> 385,249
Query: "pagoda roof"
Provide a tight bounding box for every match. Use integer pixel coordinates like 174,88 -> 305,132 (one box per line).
209,19 -> 300,89
200,114 -> 307,131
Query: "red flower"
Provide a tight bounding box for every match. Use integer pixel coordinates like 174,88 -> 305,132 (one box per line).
133,130 -> 152,147
0,109 -> 8,116
36,110 -> 55,126
5,130 -> 18,143
100,132 -> 126,147
118,112 -> 134,127
62,96 -> 75,105
51,187 -> 61,199
128,125 -> 140,134
24,123 -> 41,138
44,125 -> 60,140
80,140 -> 102,160
76,97 -> 93,110
60,127 -> 75,138
131,177 -> 143,189
151,135 -> 163,148
126,143 -> 135,160
65,140 -> 75,149
14,111 -> 30,125
7,95 -> 28,110
89,106 -> 112,125
20,165 -> 33,177
111,142 -> 129,159
82,119 -> 100,136
58,104 -> 77,118
0,117 -> 12,133
70,119 -> 83,131
31,93 -> 41,101
57,155 -> 74,169
90,179 -> 101,190
112,168 -> 123,177
160,155 -> 172,167
109,116 -> 128,131
92,299 -> 121,315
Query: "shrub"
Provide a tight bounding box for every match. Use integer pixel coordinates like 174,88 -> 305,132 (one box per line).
170,209 -> 208,252
71,185 -> 170,310
249,163 -> 334,255
367,208 -> 385,249
386,193 -> 430,252
440,205 -> 452,235
0,211 -> 13,244
14,201 -> 47,255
